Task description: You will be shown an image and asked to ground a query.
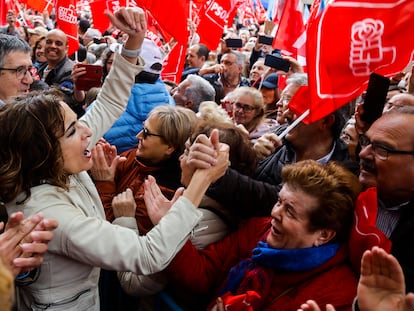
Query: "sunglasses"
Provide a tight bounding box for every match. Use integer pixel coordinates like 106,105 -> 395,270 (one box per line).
142,126 -> 164,140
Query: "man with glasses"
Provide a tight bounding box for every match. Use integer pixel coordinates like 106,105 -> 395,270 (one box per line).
0,34 -> 34,104
348,105 -> 414,308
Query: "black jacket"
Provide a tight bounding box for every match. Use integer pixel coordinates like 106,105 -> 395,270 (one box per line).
207,138 -> 352,218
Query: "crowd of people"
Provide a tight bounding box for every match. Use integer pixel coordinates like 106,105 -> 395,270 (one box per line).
1,3 -> 414,311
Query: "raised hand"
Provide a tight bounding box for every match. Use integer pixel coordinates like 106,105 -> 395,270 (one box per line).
105,7 -> 146,40
297,300 -> 336,311
90,142 -> 126,182
0,212 -> 58,277
112,188 -> 136,218
253,133 -> 281,160
144,175 -> 184,225
358,246 -> 414,311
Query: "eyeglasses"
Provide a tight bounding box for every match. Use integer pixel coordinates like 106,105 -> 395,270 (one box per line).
0,66 -> 34,79
359,134 -> 414,160
142,126 -> 164,140
234,102 -> 256,113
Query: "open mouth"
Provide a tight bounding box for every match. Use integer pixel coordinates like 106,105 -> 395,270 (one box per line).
84,149 -> 91,157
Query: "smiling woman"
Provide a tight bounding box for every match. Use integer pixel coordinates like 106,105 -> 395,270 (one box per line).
155,160 -> 362,311
0,7 -> 226,311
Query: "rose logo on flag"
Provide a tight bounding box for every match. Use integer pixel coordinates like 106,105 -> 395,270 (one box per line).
350,18 -> 395,76
204,0 -> 232,27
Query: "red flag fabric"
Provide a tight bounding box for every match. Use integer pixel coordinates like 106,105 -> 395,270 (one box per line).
135,0 -> 189,44
254,0 -> 267,24
89,0 -> 126,34
290,0 -> 414,124
160,42 -> 187,84
196,0 -> 243,50
55,0 -> 79,56
27,0 -> 54,14
145,10 -> 171,47
272,0 -> 305,55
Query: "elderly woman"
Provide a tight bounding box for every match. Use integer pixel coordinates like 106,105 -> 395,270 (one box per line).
145,160 -> 361,310
91,105 -> 197,233
228,86 -> 278,144
0,8 -> 229,310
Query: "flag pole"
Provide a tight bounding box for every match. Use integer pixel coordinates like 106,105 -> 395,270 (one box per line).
277,109 -> 309,140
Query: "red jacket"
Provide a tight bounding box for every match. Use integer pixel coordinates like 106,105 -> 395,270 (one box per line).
167,217 -> 357,311
95,148 -> 181,234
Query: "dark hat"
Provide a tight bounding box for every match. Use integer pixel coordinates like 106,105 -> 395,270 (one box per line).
262,73 -> 279,89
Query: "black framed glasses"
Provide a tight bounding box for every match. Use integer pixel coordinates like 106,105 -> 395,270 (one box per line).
142,126 -> 164,140
0,66 -> 34,79
234,102 -> 256,113
359,134 -> 414,160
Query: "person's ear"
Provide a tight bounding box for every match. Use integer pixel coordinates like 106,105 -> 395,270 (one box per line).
320,114 -> 335,130
184,99 -> 194,110
165,144 -> 175,157
314,229 -> 336,247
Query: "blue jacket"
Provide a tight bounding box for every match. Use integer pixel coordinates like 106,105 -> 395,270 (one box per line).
103,78 -> 174,153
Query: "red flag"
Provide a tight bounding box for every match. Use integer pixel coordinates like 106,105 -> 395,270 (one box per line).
145,10 -> 171,47
55,0 -> 79,56
196,0 -> 243,50
135,0 -> 189,44
272,0 -> 305,55
290,0 -> 414,124
27,0 -> 54,14
161,42 -> 187,84
89,0 -> 126,34
255,0 -> 267,24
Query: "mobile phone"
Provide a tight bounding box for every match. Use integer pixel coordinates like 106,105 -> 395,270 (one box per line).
361,73 -> 390,124
264,54 -> 290,72
75,64 -> 103,91
225,38 -> 243,48
258,35 -> 274,45
93,37 -> 106,44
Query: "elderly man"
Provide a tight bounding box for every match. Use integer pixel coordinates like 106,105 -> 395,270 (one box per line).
172,74 -> 215,112
356,105 -> 414,294
199,50 -> 250,103
0,34 -> 33,104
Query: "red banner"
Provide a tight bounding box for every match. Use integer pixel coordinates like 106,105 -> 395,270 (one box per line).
290,0 -> 414,124
55,0 -> 79,56
89,0 -> 126,34
196,0 -> 243,50
273,0 -> 305,55
161,41 -> 187,84
27,0 -> 54,14
135,0 -> 189,44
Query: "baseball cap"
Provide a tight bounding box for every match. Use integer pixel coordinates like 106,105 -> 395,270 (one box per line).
261,73 -> 279,89
27,26 -> 48,37
140,38 -> 164,75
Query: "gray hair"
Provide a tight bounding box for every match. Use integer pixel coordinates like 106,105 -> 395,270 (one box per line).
184,74 -> 216,112
286,73 -> 308,86
0,34 -> 31,68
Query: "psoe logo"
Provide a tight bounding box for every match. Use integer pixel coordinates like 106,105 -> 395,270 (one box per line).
58,4 -> 77,24
205,0 -> 230,26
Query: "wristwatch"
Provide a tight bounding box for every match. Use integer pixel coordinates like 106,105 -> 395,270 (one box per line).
121,46 -> 141,58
